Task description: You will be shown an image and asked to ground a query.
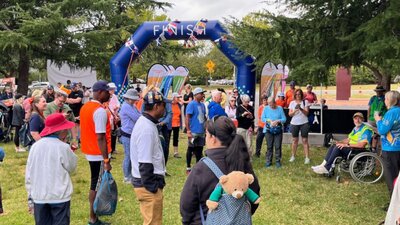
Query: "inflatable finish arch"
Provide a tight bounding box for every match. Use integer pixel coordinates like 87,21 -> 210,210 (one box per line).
110,20 -> 256,99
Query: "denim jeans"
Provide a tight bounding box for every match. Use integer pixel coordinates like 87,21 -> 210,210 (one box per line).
121,136 -> 132,179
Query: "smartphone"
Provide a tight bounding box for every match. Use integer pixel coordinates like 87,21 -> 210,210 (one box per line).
295,104 -> 301,109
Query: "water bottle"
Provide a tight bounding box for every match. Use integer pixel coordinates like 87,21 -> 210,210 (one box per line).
28,197 -> 34,215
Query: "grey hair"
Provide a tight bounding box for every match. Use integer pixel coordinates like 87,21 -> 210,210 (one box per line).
211,90 -> 221,99
385,91 -> 400,109
267,96 -> 275,103
241,94 -> 250,103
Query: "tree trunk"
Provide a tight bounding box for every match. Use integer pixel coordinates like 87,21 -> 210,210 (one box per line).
381,74 -> 391,91
18,49 -> 30,95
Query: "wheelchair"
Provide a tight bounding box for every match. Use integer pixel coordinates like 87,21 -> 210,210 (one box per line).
326,140 -> 384,184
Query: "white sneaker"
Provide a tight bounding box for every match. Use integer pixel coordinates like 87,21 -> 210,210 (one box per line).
313,165 -> 328,174
304,158 -> 311,164
311,160 -> 326,170
289,156 -> 295,162
123,177 -> 131,184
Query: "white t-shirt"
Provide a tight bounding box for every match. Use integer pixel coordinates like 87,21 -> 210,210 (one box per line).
130,115 -> 166,178
85,105 -> 108,161
288,100 -> 310,125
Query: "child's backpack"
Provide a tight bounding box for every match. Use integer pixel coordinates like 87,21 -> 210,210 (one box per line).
200,157 -> 252,225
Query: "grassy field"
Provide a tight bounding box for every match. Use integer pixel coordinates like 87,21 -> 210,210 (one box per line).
0,132 -> 389,225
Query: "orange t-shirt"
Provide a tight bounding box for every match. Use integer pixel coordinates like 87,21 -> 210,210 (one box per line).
276,99 -> 286,108
172,103 -> 181,128
285,89 -> 294,106
258,104 -> 266,128
135,99 -> 143,111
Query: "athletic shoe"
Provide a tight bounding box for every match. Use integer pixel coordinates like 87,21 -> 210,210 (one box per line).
186,168 -> 191,176
313,166 -> 328,174
123,177 -> 131,184
265,162 -> 272,168
304,157 -> 311,164
276,162 -> 282,168
173,153 -> 181,158
289,156 -> 295,162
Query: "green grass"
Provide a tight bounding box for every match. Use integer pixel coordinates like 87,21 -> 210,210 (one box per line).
0,134 -> 389,225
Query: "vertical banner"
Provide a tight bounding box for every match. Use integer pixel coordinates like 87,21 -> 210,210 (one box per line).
281,65 -> 290,93
160,65 -> 175,97
260,62 -> 277,98
147,64 -> 168,88
172,66 -> 189,94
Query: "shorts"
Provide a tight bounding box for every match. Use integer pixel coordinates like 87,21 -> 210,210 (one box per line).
290,123 -> 310,138
89,161 -> 104,191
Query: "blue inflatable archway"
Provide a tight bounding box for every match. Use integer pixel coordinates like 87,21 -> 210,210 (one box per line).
110,20 -> 256,100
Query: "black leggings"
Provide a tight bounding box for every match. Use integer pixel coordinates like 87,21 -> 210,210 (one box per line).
89,161 -> 102,191
172,127 -> 180,147
186,146 -> 203,168
14,125 -> 21,147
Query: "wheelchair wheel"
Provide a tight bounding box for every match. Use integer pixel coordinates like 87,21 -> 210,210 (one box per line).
349,152 -> 384,184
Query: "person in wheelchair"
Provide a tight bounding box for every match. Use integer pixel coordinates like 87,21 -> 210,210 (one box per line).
312,112 -> 373,174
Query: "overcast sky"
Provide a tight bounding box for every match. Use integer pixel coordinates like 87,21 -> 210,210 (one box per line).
160,0 -> 283,21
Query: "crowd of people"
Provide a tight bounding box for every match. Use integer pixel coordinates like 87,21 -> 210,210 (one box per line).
0,79 -> 399,225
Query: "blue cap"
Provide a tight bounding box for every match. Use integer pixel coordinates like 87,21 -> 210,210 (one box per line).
143,90 -> 171,105
92,81 -> 112,92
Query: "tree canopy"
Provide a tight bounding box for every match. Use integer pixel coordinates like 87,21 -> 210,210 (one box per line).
0,0 -> 172,93
229,0 -> 399,90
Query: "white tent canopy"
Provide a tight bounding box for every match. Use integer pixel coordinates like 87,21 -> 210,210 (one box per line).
46,60 -> 97,87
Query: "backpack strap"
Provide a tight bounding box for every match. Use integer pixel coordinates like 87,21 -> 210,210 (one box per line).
199,157 -> 225,225
200,157 -> 225,179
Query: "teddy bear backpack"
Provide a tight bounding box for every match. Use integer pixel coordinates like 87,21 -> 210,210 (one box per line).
200,157 -> 253,225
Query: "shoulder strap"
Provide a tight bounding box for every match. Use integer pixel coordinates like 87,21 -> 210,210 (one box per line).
200,157 -> 225,179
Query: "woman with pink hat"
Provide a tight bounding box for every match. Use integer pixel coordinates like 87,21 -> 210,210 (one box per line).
25,113 -> 77,224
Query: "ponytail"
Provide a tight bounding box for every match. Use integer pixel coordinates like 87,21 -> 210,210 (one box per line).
225,134 -> 254,174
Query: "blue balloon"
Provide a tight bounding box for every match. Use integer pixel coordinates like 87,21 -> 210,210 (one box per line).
110,20 -> 256,101
0,147 -> 5,162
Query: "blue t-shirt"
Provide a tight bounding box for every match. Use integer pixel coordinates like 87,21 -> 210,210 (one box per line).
186,100 -> 206,134
261,106 -> 287,133
29,113 -> 45,133
377,106 -> 400,151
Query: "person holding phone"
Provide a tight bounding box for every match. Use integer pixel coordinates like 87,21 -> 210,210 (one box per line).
288,89 -> 311,164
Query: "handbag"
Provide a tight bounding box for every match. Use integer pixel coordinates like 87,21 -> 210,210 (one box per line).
266,123 -> 282,135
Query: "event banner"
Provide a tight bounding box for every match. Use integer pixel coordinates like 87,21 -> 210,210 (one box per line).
260,62 -> 289,98
172,66 -> 189,94
147,64 -> 169,88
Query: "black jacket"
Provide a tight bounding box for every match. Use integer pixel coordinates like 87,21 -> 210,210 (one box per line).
180,148 -> 260,225
236,104 -> 255,129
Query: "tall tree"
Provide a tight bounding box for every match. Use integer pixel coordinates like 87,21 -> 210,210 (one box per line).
229,0 -> 399,90
0,0 -> 171,94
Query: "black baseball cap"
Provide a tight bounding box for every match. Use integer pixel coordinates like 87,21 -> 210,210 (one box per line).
92,80 -> 113,92
143,90 -> 171,105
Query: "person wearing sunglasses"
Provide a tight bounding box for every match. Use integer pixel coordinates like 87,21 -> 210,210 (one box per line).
180,116 -> 260,224
288,89 -> 311,164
